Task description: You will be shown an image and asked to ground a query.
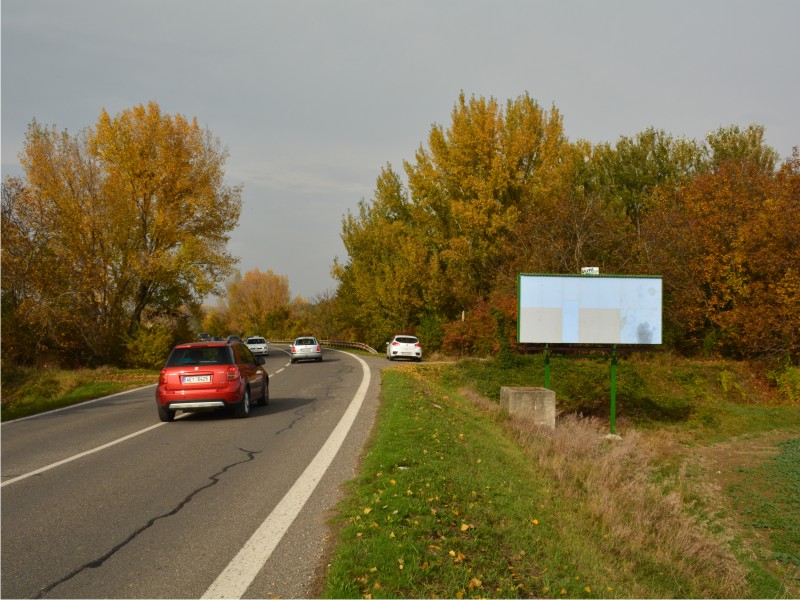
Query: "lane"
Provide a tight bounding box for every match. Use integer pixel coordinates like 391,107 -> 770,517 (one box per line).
1,384 -> 160,481
1,348 -> 385,599
202,351 -> 371,598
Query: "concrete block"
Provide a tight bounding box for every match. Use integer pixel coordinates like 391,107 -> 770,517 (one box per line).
500,386 -> 556,429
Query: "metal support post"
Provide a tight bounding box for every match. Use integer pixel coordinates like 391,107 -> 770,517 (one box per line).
610,344 -> 618,435
544,344 -> 551,389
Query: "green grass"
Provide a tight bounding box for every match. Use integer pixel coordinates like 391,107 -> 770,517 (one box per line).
0,365 -> 158,421
325,367 -> 601,599
727,437 -> 800,590
322,355 -> 800,599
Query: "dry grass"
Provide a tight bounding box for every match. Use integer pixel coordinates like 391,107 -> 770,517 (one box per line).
460,387 -> 749,598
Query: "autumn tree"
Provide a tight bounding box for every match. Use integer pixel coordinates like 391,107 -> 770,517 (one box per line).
638,133 -> 795,358
218,269 -> 292,338
335,93 -> 573,348
406,92 -> 571,311
333,167 -> 433,347
1,103 -> 241,365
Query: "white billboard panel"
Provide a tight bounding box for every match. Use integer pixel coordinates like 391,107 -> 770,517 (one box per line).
518,274 -> 662,344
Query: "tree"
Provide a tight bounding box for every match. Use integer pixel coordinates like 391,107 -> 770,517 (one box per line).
2,103 -> 241,365
639,144 -> 796,358
334,93 -> 573,346
587,128 -> 702,238
333,166 -> 433,347
405,92 -> 570,310
91,102 -> 241,332
224,269 -> 292,337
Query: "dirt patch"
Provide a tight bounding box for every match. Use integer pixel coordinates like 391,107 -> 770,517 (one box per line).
684,429 -> 800,596
690,430 -> 790,491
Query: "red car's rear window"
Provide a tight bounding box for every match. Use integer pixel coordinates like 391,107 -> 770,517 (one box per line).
166,346 -> 232,367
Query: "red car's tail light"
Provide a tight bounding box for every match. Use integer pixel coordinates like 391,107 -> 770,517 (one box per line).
159,369 -> 168,384
227,366 -> 239,381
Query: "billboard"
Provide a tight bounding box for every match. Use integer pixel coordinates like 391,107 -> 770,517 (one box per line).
518,274 -> 662,345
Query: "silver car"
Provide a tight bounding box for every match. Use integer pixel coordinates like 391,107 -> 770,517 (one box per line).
246,336 -> 269,356
290,336 -> 322,363
386,335 -> 422,362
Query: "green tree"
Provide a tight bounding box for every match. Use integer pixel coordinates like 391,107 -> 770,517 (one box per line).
588,128 -> 702,236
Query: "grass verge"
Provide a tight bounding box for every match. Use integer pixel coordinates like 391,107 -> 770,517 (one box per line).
1,365 -> 158,421
322,356 -> 800,598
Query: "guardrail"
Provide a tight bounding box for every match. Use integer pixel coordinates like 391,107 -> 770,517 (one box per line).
270,339 -> 379,354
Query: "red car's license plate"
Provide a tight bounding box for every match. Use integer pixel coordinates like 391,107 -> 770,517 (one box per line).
183,375 -> 211,384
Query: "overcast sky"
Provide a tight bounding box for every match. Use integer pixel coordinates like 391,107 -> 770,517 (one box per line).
3,0 -> 798,300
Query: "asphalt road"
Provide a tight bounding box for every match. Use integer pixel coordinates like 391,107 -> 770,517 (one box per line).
1,347 -> 387,599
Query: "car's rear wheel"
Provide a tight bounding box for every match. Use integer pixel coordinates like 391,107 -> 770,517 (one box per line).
257,379 -> 269,406
157,404 -> 174,422
234,387 -> 250,418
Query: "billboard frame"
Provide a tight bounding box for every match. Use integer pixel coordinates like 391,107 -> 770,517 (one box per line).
516,272 -> 663,435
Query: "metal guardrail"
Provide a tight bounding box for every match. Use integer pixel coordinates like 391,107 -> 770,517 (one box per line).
270,339 -> 379,354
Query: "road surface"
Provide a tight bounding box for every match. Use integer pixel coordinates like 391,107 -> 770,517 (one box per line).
1,347 -> 387,598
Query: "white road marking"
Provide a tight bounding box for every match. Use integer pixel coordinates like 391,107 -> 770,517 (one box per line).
1,422 -> 164,487
0,384 -> 157,425
1,360 -> 297,487
202,351 -> 371,599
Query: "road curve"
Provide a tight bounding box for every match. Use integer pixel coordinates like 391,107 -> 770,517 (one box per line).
1,348 -> 388,598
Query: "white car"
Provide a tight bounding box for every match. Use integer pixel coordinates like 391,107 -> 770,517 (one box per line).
290,337 -> 322,363
386,335 -> 422,362
246,336 -> 269,356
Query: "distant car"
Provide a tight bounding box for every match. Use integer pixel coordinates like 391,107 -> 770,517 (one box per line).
386,335 -> 422,361
155,340 -> 268,422
226,335 -> 242,343
197,332 -> 213,342
290,336 -> 322,363
246,336 -> 269,356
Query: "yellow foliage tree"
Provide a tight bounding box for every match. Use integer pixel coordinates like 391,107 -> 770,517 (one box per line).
224,269 -> 292,337
2,102 -> 241,365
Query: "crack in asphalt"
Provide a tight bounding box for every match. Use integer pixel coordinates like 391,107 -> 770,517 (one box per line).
34,447 -> 261,599
275,402 -> 317,435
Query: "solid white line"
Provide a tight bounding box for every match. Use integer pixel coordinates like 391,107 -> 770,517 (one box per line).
1,363 -> 295,487
0,384 -> 158,425
1,422 -> 165,487
202,351 -> 371,599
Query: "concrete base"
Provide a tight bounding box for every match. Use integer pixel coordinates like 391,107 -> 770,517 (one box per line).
500,386 -> 556,429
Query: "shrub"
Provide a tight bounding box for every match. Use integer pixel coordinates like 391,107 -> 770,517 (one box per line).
125,324 -> 174,369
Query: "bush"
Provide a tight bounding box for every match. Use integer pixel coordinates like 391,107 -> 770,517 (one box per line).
125,324 -> 174,369
775,365 -> 800,405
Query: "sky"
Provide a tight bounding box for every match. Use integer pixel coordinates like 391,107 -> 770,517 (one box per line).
3,0 -> 798,301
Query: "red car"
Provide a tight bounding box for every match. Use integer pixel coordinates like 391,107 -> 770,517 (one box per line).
156,341 -> 269,422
